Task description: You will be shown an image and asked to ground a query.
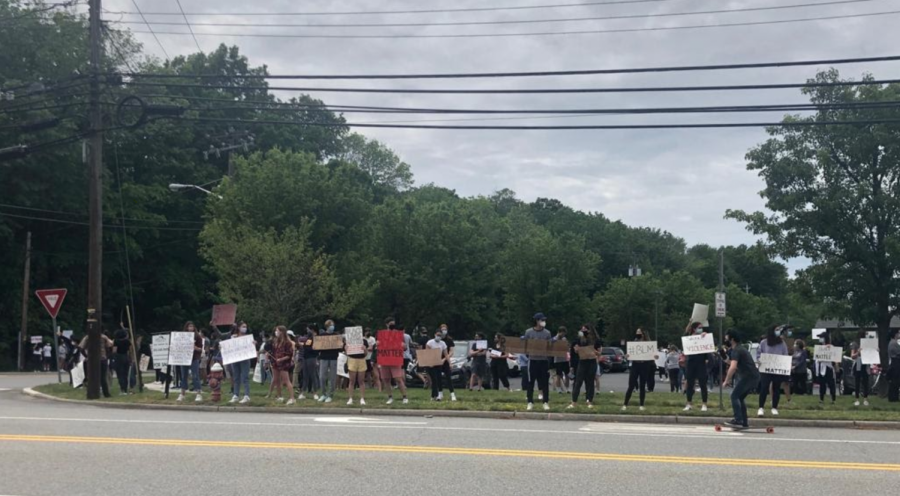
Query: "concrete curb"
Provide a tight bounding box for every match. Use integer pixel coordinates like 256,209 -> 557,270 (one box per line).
21,388 -> 897,430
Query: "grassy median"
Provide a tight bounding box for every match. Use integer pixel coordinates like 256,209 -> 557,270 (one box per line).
34,379 -> 900,421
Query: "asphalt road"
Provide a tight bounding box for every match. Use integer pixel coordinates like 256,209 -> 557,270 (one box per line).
1,373 -> 898,496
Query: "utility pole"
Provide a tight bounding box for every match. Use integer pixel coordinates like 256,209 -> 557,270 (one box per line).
18,231 -> 31,371
718,249 -> 725,410
85,0 -> 104,399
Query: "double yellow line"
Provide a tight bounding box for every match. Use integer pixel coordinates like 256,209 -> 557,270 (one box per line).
1,434 -> 898,472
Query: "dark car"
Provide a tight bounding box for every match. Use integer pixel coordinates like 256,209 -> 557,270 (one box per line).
405,342 -> 467,388
599,347 -> 628,372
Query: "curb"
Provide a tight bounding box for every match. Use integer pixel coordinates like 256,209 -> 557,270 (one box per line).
21,388 -> 897,430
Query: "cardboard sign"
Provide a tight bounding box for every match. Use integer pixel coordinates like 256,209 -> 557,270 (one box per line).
759,353 -> 791,376
690,303 -> 710,327
344,326 -> 366,356
417,347 -> 444,367
30,336 -> 43,344
861,348 -> 880,365
474,340 -> 488,350
681,334 -> 716,355
139,354 -> 150,372
813,345 -> 844,363
167,331 -> 195,366
627,341 -> 658,361
337,353 -> 350,379
210,303 -> 237,326
220,335 -> 256,365
312,334 -> 344,351
576,345 -> 598,360
151,334 -> 169,370
504,337 -> 528,354
376,330 -> 404,367
548,339 -> 569,358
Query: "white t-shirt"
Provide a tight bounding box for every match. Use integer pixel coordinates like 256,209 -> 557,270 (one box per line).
43,345 -> 52,357
426,339 -> 448,353
403,333 -> 413,360
365,336 -> 376,360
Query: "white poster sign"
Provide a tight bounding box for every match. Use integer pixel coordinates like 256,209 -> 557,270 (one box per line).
475,340 -> 488,350
811,328 -> 827,341
627,341 -> 658,361
861,348 -> 880,365
759,353 -> 791,376
860,338 -> 879,351
813,345 -> 844,363
655,352 -> 667,368
151,333 -> 170,370
682,334 -> 716,355
62,330 -> 73,339
337,353 -> 350,379
690,303 -> 709,327
219,335 -> 257,365
344,326 -> 365,356
139,354 -> 150,372
167,331 -> 195,366
71,358 -> 84,388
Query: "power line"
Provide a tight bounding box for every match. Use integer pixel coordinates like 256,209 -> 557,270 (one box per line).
126,10 -> 900,39
111,0 -> 885,30
0,211 -> 203,231
103,0 -> 677,17
173,0 -> 202,54
118,54 -> 900,80
129,0 -> 169,59
0,203 -> 206,224
124,77 -> 900,95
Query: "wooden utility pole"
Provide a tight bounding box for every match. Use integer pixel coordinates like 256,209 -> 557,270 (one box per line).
18,231 -> 31,371
85,0 -> 104,399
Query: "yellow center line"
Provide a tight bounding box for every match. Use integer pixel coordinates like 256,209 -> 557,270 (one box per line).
1,435 -> 898,472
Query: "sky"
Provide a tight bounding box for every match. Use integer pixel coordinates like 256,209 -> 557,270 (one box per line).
94,0 -> 900,273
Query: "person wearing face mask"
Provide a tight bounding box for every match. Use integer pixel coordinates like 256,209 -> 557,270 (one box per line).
790,339 -> 809,396
269,326 -> 296,405
886,329 -> 900,402
426,329 -> 449,401
378,318 -> 410,404
722,329 -> 760,430
849,330 -> 871,407
436,324 -> 457,401
524,313 -> 552,411
316,319 -> 341,403
568,325 -> 601,409
229,322 -> 254,404
815,331 -> 839,405
622,328 -> 658,411
490,334 -> 511,391
468,333 -> 488,392
682,322 -> 710,412
298,325 -> 318,400
552,327 -> 571,395
755,325 -> 789,416
666,345 -> 682,392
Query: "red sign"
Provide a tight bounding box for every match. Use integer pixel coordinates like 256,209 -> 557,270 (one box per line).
210,303 -> 237,326
35,288 -> 67,319
376,330 -> 404,368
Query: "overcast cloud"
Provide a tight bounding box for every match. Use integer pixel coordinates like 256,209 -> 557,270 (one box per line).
99,0 -> 900,273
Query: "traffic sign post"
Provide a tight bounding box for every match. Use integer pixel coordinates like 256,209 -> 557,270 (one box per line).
36,289 -> 67,383
715,292 -> 727,318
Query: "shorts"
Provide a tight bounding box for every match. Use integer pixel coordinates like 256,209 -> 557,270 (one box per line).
472,360 -> 487,377
348,357 -> 367,373
380,365 -> 405,379
554,362 -> 570,376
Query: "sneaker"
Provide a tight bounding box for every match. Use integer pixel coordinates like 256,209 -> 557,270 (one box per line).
317,395 -> 326,403
298,394 -> 306,400
286,399 -> 295,405
239,396 -> 250,404
701,404 -> 708,412
758,408 -> 765,417
526,403 -> 534,411
176,394 -> 185,402
450,393 -> 457,402
854,400 -> 860,407
864,400 -> 870,406
639,406 -> 645,412
360,399 -> 367,406
402,397 -> 408,404
587,402 -> 594,409
324,397 -> 332,403
314,394 -> 320,401
723,419 -> 740,428
347,398 -> 354,405
437,393 -> 444,401
386,397 -> 394,405
276,397 -> 284,403
195,394 -> 203,402
543,403 -> 550,411
621,405 -> 627,411
683,404 -> 692,411
229,395 -> 238,404
771,408 -> 779,416
566,404 -> 575,409
538,393 -> 543,401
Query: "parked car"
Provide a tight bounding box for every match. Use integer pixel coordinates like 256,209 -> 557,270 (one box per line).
454,340 -> 520,389
404,341 -> 468,388
599,347 -> 628,372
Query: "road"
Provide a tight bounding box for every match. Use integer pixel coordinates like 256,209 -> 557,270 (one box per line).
1,373 -> 898,496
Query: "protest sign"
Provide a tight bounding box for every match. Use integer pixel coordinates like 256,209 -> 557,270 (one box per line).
861,348 -> 880,365
168,331 -> 195,366
139,354 -> 150,372
576,345 -> 598,360
337,353 -> 350,379
312,334 -> 344,351
813,345 -> 844,363
548,339 -> 569,358
811,328 -> 827,341
759,353 -> 791,376
504,336 -> 528,355
489,349 -> 502,358
417,348 -> 444,367
861,338 -> 879,351
344,326 -> 366,355
220,334 -> 256,365
376,330 -> 405,367
30,336 -> 43,344
655,353 -> 667,369
62,330 -> 73,339
474,340 -> 488,350
71,358 -> 84,388
210,303 -> 237,327
627,341 -> 658,361
681,334 -> 716,355
690,303 -> 709,327
151,333 -> 170,370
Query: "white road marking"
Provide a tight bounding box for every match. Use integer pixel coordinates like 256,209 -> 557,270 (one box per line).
579,423 -> 742,436
0,388 -> 12,392
312,416 -> 426,425
0,415 -> 897,446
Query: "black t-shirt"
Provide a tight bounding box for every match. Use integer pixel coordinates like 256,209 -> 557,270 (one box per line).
113,338 -> 130,356
301,334 -> 318,359
730,346 -> 759,382
471,342 -> 487,365
444,336 -> 455,357
417,335 -> 430,349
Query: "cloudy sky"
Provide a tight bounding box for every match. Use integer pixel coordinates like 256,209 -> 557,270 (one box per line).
96,0 -> 900,272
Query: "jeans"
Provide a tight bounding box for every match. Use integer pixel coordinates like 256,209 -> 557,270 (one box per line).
685,358 -> 708,403
526,360 -> 550,404
302,358 -> 318,394
232,359 -> 251,398
625,361 -> 651,406
854,369 -> 870,399
572,359 -> 597,403
180,358 -> 201,392
114,355 -> 130,393
441,361 -> 455,393
99,359 -> 111,397
490,358 -> 510,390
319,359 -> 338,398
668,368 -> 681,392
758,373 -> 784,409
731,375 -> 756,427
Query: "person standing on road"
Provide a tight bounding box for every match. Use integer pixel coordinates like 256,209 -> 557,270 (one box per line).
552,327 -> 571,395
849,331 -> 870,407
723,329 -> 760,430
666,345 -> 682,393
816,332 -> 839,405
524,313 -> 552,411
568,325 -> 601,409
490,334 -> 511,391
468,333 -> 488,391
622,328 -> 658,411
791,340 -> 809,396
426,329 -> 449,401
682,322 -> 710,412
345,330 -> 370,406
230,322 -> 254,404
756,325 -> 789,417
886,329 -> 900,402
269,326 -> 296,405
317,320 -> 341,403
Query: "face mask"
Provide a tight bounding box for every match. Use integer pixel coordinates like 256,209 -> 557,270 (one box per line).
327,326 -> 335,333
774,330 -> 782,337
441,329 -> 448,336
694,328 -> 703,335
578,331 -> 584,338
636,334 -> 643,339
435,336 -> 442,342
388,324 -> 396,331
240,326 -> 247,333
538,321 -> 546,328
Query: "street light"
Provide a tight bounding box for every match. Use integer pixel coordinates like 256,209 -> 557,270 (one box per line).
168,183 -> 222,199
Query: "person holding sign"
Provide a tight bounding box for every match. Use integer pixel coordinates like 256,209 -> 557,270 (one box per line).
298,326 -> 318,400
269,326 -> 296,405
317,320 -> 342,403
815,332 -> 839,405
755,326 -> 789,417
622,328 -> 658,411
722,329 -> 760,430
889,329 -> 900,402
468,333 -> 488,392
489,334 -> 511,391
176,322 -> 204,403
791,340 -> 809,396
524,313 -> 552,411
552,327 -> 571,395
229,322 -> 255,404
377,319 -> 410,405
567,325 -> 601,409
438,324 -> 457,402
682,322 -> 710,412
426,329 -> 449,401
849,331 -> 871,407
345,330 -> 370,406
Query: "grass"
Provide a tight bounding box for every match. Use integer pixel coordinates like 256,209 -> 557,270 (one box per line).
33,378 -> 900,422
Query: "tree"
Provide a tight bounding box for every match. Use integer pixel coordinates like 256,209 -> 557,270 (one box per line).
337,133 -> 413,192
727,70 -> 900,367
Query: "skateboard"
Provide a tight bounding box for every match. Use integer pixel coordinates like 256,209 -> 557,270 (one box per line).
715,424 -> 774,434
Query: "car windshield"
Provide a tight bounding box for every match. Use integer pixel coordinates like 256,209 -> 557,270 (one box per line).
452,342 -> 469,358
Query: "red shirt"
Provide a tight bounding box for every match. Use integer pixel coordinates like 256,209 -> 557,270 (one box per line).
272,341 -> 294,370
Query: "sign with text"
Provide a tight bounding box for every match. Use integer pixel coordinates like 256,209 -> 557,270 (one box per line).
627,341 -> 658,361
312,334 -> 344,351
210,303 -> 237,327
576,345 -> 598,360
715,292 -> 726,318
690,303 -> 709,327
376,330 -> 405,367
337,353 -> 350,379
681,334 -> 716,356
219,335 -> 256,365
344,326 -> 366,356
35,288 -> 67,318
474,340 -> 488,350
489,349 -> 502,358
151,333 -> 170,370
30,336 -> 43,344
139,354 -> 150,372
813,345 -> 844,363
504,336 -> 527,355
416,347 -> 444,367
167,331 -> 195,366
861,348 -> 880,365
759,353 -> 791,376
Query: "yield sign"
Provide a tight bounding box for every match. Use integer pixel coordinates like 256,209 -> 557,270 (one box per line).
35,288 -> 67,318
